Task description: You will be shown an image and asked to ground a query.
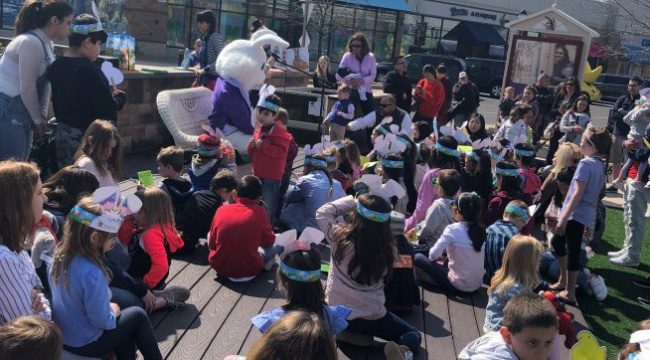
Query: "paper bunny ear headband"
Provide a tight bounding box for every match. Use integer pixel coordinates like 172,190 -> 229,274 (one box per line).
257,84 -> 279,112
68,186 -> 142,234
439,125 -> 469,145
274,227 -> 325,282
373,131 -> 407,157
357,174 -> 406,202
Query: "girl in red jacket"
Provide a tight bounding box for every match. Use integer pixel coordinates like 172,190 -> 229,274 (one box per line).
121,187 -> 184,290
247,93 -> 291,224
412,64 -> 445,124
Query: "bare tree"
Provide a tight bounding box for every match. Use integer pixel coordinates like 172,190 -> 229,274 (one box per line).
599,0 -> 650,58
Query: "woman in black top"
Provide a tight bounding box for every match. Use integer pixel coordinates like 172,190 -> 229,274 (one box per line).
313,55 -> 337,89
546,77 -> 581,164
383,56 -> 412,112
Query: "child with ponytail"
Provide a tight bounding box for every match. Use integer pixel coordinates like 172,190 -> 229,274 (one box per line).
316,194 -> 421,356
251,247 -> 350,335
414,192 -> 486,293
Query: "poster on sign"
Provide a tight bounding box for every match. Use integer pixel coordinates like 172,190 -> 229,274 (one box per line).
505,35 -> 583,92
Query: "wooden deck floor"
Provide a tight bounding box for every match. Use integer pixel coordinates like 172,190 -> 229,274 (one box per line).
138,243 -> 588,360
119,149 -> 589,360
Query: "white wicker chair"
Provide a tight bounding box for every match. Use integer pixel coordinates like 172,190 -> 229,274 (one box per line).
156,87 -> 214,149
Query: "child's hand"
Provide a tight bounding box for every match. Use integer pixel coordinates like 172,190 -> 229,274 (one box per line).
573,125 -> 583,133
110,302 -> 121,317
31,289 -> 46,313
336,111 -> 346,117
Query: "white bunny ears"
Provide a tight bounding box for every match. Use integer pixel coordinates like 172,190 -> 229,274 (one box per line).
358,174 -> 406,201
303,134 -> 336,157
68,186 -> 142,234
439,125 -> 469,145
257,84 -> 278,110
274,227 -> 325,255
373,125 -> 407,156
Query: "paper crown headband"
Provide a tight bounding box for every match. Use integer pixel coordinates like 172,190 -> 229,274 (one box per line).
256,84 -> 279,112
356,174 -> 406,203
68,186 -> 142,234
274,227 -> 325,282
373,126 -> 407,156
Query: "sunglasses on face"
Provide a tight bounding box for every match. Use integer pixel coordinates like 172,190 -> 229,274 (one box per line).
379,103 -> 391,107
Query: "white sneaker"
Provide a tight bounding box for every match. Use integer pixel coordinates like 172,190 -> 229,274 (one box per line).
589,275 -> 607,301
646,207 -> 650,218
609,255 -> 640,267
645,181 -> 650,190
607,249 -> 625,257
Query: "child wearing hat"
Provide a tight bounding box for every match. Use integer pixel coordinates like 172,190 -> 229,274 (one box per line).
188,133 -> 231,192
48,13 -> 126,168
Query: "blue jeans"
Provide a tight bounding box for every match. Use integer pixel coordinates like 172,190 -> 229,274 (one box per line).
261,178 -> 282,224
539,251 -> 589,291
0,92 -> 33,161
347,311 -> 422,353
258,245 -> 284,265
111,286 -> 145,310
64,306 -> 162,360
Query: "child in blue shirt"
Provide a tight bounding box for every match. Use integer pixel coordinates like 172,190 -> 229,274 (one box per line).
324,85 -> 355,141
49,195 -> 162,359
484,200 -> 529,281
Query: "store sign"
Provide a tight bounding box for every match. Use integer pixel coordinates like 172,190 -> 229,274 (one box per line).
420,2 -> 517,26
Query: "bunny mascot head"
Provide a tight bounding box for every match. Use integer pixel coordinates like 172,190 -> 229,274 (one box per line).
208,28 -> 289,160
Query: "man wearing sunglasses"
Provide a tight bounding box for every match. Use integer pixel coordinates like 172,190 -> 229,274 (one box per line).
606,77 -> 642,192
346,94 -> 413,137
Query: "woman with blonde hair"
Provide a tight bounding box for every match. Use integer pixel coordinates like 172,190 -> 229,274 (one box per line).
0,160 -> 50,324
538,142 -> 582,218
484,235 -> 544,333
314,55 -> 336,89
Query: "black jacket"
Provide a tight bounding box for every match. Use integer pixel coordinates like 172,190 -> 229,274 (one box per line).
608,94 -> 640,136
383,70 -> 412,112
314,71 -> 337,89
176,190 -> 223,249
48,57 -> 126,130
533,84 -> 554,118
451,82 -> 480,117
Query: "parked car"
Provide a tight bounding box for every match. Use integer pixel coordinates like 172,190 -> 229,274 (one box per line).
464,57 -> 505,98
376,54 -> 466,84
595,73 -> 650,102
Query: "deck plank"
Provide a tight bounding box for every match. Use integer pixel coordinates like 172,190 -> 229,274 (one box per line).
471,288 -> 489,336
448,294 -> 480,356
201,271 -> 277,360
398,289 -> 427,359
238,287 -> 284,354
167,280 -> 251,360
155,270 -> 222,358
421,289 -> 455,359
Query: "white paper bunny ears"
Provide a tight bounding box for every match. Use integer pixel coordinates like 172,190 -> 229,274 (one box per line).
274,227 -> 325,255
257,84 -> 278,111
373,125 -> 407,156
358,174 -> 406,201
68,187 -> 142,234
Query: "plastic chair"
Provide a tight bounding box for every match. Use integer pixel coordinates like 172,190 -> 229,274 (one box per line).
156,87 -> 214,149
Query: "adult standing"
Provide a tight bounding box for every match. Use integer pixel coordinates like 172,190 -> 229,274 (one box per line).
0,0 -> 73,161
193,10 -> 225,90
533,73 -> 554,137
545,77 -> 581,165
412,64 -> 444,124
606,77 -> 641,192
608,138 -> 647,268
516,85 -> 540,139
382,56 -> 412,112
450,71 -> 480,128
335,32 -> 377,116
436,65 -> 454,127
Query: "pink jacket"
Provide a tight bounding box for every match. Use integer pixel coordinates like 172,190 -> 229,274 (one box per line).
519,168 -> 542,196
405,168 -> 441,231
335,52 -> 377,89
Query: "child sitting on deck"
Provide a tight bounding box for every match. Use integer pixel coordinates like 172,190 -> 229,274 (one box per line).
251,248 -> 350,335
176,169 -> 238,254
484,161 -> 533,229
514,143 -> 542,198
157,146 -> 192,216
74,119 -> 122,187
188,133 -> 230,192
415,169 -> 460,248
316,194 -> 421,355
0,316 -> 63,360
459,293 -> 558,360
484,200 -> 530,281
118,187 -> 185,290
413,192 -> 486,294
208,175 -> 284,282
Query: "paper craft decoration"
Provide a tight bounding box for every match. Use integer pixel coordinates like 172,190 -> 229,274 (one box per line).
439,125 -> 469,144
101,61 -> 124,86
274,227 -> 325,255
320,263 -> 330,273
373,131 -> 407,156
631,329 -> 650,353
137,170 -> 155,187
68,186 -> 142,233
569,331 -> 606,360
91,1 -> 102,28
358,174 -> 406,201
471,137 -> 492,150
458,145 -> 473,154
640,87 -> 650,99
304,142 -> 325,157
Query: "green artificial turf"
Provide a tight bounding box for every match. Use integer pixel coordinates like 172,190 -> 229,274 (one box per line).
581,207 -> 650,359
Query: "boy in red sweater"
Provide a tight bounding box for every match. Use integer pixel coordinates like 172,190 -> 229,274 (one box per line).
247,94 -> 292,223
413,64 -> 445,124
208,175 -> 284,281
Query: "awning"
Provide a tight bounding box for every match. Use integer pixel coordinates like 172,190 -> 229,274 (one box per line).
443,21 -> 506,46
340,0 -> 410,12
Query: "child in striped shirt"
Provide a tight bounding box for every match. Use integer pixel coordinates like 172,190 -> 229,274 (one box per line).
484,200 -> 530,281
